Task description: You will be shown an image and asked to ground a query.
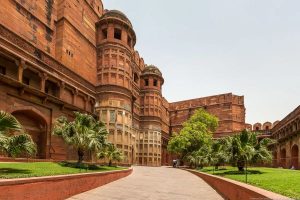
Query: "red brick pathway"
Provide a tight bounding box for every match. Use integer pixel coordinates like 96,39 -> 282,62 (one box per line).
69,166 -> 223,200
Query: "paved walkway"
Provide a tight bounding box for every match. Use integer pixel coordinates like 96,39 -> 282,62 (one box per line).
69,166 -> 223,200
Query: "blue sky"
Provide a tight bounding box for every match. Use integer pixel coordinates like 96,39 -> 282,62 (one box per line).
102,0 -> 300,124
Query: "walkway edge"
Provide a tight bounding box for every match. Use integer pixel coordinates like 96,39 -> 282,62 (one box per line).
184,169 -> 292,200
0,168 -> 133,200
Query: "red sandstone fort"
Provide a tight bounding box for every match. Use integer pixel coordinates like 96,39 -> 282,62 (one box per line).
0,0 -> 298,168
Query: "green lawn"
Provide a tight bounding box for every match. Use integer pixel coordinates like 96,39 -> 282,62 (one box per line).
0,162 -> 126,179
200,166 -> 300,199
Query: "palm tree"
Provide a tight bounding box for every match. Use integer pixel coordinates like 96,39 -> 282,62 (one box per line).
186,145 -> 210,169
52,112 -> 108,167
210,139 -> 229,170
0,111 -> 36,157
98,143 -> 123,166
224,130 -> 273,171
251,136 -> 273,165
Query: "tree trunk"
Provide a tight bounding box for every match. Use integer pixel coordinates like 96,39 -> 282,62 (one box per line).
109,160 -> 112,167
77,149 -> 84,168
237,159 -> 245,171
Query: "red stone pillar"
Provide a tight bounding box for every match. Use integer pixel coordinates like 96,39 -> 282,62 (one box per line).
39,73 -> 48,92
16,59 -> 26,83
58,81 -> 65,99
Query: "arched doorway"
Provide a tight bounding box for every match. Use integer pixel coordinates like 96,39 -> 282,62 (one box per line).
280,149 -> 286,168
12,110 -> 47,159
291,145 -> 299,169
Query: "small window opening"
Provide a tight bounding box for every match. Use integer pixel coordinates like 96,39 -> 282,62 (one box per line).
45,80 -> 58,96
23,77 -> 30,85
114,28 -> 122,40
256,127 -> 259,131
145,79 -> 149,86
102,29 -> 107,39
66,49 -> 73,57
153,79 -> 158,87
134,73 -> 138,83
266,126 -> 269,130
0,66 -> 6,75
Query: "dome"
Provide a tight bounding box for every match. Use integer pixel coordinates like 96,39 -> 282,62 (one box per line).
142,65 -> 163,77
101,10 -> 132,27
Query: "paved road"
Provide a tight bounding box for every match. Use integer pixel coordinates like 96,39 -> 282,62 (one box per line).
69,166 -> 223,200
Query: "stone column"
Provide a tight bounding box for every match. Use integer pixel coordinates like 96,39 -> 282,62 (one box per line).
85,96 -> 90,111
39,73 -> 48,92
16,59 -> 26,83
121,28 -> 127,44
91,99 -> 95,112
59,81 -> 65,99
107,24 -> 114,39
287,142 -> 292,168
73,89 -> 78,105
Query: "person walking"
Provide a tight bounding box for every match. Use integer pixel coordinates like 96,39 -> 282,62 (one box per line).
172,159 -> 177,168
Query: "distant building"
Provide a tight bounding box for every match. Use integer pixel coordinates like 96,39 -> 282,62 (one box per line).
0,0 -> 246,166
271,106 -> 300,169
248,108 -> 300,170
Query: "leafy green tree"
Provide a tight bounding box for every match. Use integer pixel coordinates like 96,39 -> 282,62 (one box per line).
167,109 -> 218,161
0,111 -> 36,157
224,130 -> 273,171
98,143 -> 123,166
52,112 -> 108,166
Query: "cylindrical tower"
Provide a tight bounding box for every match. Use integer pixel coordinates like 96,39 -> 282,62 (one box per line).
138,65 -> 164,166
95,10 -> 137,165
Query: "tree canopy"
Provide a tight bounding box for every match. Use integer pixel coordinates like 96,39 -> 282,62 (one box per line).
185,129 -> 273,171
167,109 -> 218,160
167,109 -> 273,171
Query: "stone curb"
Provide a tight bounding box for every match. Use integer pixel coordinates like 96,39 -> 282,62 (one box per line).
185,169 -> 292,200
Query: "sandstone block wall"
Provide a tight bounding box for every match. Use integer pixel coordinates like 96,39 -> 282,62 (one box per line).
169,93 -> 246,138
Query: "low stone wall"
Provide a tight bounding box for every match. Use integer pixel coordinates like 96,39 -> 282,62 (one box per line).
0,168 -> 132,200
186,169 -> 291,200
0,157 -> 54,162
